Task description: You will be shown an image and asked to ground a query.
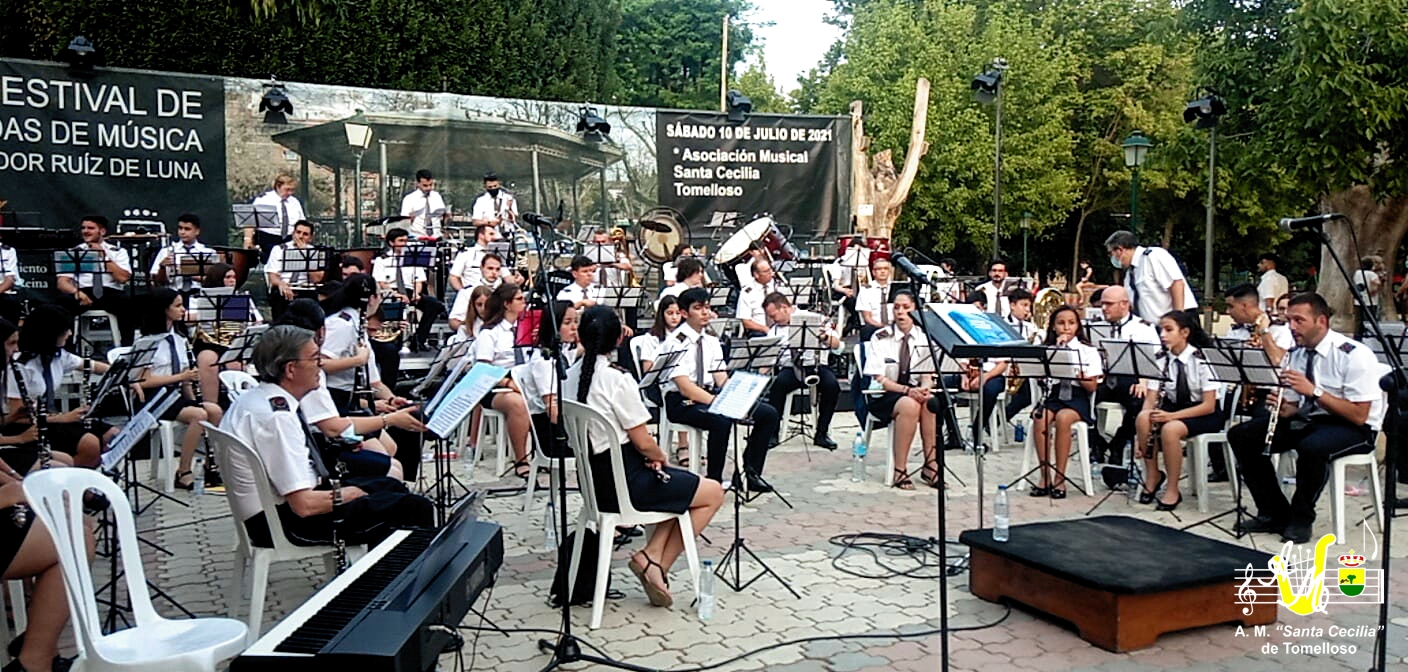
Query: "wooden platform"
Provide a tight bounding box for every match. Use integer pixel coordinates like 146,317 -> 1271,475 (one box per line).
959,516 -> 1277,652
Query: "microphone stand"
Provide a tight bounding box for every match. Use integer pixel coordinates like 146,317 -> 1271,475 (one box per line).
524,215 -> 650,672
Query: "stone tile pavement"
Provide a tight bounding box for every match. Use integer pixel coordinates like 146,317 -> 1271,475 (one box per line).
101,412 -> 1407,671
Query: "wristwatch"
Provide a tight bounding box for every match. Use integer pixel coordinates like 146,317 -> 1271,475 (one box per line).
1312,386 -> 1325,402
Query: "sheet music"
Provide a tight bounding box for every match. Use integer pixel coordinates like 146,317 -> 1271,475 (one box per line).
707,371 -> 769,420
101,388 -> 180,470
426,363 -> 507,438
423,353 -> 474,416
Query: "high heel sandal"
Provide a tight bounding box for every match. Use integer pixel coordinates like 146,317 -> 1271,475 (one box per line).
1028,484 -> 1051,497
1155,492 -> 1183,512
920,461 -> 941,489
173,470 -> 194,491
1139,470 -> 1166,505
629,551 -> 673,608
891,468 -> 915,490
675,446 -> 690,468
510,459 -> 531,480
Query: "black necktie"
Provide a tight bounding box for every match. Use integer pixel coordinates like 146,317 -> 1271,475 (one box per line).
422,195 -> 432,235
1112,319 -> 1123,340
295,408 -> 332,480
1299,350 -> 1318,413
280,198 -> 291,236
40,359 -> 56,410
90,247 -> 104,299
1175,359 -> 1191,406
1128,265 -> 1143,320
395,254 -> 407,294
897,335 -> 911,386
167,335 -> 182,383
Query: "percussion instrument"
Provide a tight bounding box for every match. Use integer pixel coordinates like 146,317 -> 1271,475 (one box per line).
837,234 -> 893,261
715,215 -> 804,266
637,207 -> 688,265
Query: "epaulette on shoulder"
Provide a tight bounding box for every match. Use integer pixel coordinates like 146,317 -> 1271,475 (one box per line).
1340,341 -> 1357,353
675,332 -> 688,342
1192,349 -> 1208,360
875,328 -> 893,339
269,397 -> 290,412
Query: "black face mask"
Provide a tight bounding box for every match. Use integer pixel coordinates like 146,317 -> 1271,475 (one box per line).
487,187 -> 501,198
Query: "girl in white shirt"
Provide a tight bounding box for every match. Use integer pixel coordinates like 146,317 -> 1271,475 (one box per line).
632,296 -> 688,464
517,301 -> 579,461
1136,310 -> 1222,511
11,304 -> 115,468
135,288 -> 224,490
470,283 -> 533,479
1031,305 -> 1103,499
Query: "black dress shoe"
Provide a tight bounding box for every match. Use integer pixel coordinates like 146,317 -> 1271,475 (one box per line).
813,434 -> 837,450
1207,469 -> 1229,483
1395,496 -> 1408,509
734,473 -> 774,493
1281,522 -> 1313,544
1234,515 -> 1287,535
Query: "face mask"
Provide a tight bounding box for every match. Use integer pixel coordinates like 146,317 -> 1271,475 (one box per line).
487,187 -> 501,198
1109,254 -> 1123,269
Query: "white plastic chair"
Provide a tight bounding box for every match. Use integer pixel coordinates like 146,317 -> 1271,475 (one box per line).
853,344 -> 907,484
151,420 -> 182,492
0,580 -> 26,664
561,401 -> 700,629
517,367 -> 573,513
218,370 -> 259,401
201,422 -> 364,644
76,311 -> 121,354
1017,419 -> 1094,496
22,468 -> 248,671
1183,385 -> 1242,513
1331,451 -> 1384,541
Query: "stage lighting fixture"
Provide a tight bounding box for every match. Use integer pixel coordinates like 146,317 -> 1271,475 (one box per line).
57,36 -> 102,75
576,106 -> 611,141
259,78 -> 294,125
1183,93 -> 1226,129
726,89 -> 752,123
970,58 -> 1007,104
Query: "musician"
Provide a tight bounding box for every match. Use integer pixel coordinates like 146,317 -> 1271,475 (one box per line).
449,225 -> 498,291
831,235 -> 871,297
320,275 -> 410,416
662,248 -> 710,288
855,256 -> 895,340
735,258 -> 780,336
1228,293 -> 1382,544
221,325 -> 433,548
1257,253 -> 1289,313
1088,286 -> 1159,464
973,259 -> 1011,316
864,290 -> 940,489
515,301 -> 578,465
372,227 -> 446,351
661,288 -> 781,489
661,257 -> 706,300
399,169 -> 448,239
149,213 -> 215,293
1105,230 -> 1197,322
990,288 -> 1041,421
469,283 -> 533,479
0,318 -> 55,473
764,293 -> 841,450
56,215 -> 135,346
471,172 -> 519,237
589,228 -> 633,287
1030,305 -> 1103,499
247,174 -> 306,263
1226,283 -> 1293,359
0,234 -> 20,326
265,220 -> 324,321
135,289 -> 224,490
448,285 -> 493,342
557,255 -> 606,309
566,305 -> 724,610
733,245 -> 771,292
12,305 -> 116,468
1134,310 -> 1222,511
190,262 -> 262,405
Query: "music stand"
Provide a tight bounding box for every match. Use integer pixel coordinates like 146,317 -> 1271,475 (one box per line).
423,363 -> 506,524
410,340 -> 473,400
232,203 -> 281,237
218,324 -> 270,366
1005,346 -> 1097,497
485,241 -> 513,269
707,287 -> 732,315
53,247 -> 106,318
279,246 -> 326,289
169,249 -> 219,291
1084,341 -> 1170,516
600,286 -> 644,323
776,313 -> 832,443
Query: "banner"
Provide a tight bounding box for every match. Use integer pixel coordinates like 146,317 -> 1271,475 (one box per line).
0,60 -> 228,243
656,111 -> 844,244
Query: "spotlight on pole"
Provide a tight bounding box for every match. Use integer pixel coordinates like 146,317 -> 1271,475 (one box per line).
57,36 -> 103,76
972,57 -> 1009,256
259,78 -> 293,125
1183,91 -> 1226,130
1186,88 -> 1227,329
576,106 -> 611,142
725,89 -> 752,124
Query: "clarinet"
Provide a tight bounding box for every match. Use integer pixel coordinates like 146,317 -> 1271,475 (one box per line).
82,357 -> 94,432
9,360 -> 52,469
329,461 -> 349,572
184,335 -> 217,474
351,305 -> 375,414
1262,353 -> 1298,456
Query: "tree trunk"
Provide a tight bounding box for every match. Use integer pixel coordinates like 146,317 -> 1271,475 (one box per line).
1318,186 -> 1408,333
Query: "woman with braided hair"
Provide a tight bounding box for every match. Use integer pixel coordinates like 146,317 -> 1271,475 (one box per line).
564,306 -> 723,609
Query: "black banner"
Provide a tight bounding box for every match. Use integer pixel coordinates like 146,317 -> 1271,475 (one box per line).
656,111 -> 841,244
0,60 -> 228,249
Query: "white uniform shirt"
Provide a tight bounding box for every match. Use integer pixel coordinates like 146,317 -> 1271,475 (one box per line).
251,190 -> 306,236
58,242 -> 130,291
146,330 -> 192,379
472,191 -> 519,235
1282,330 -> 1385,430
1226,322 -> 1295,351
1124,246 -> 1198,321
513,352 -> 558,416
1352,270 -> 1382,306
564,355 -> 652,454
557,282 -> 605,306
1097,314 -> 1161,345
863,326 -> 934,386
300,372 -> 340,425
470,320 -> 521,368
265,243 -> 317,287
976,281 -> 1008,316
1258,269 -> 1289,307
630,333 -> 665,370
769,310 -> 837,368
855,281 -> 895,325
149,240 -> 215,292
220,382 -> 320,522
1042,340 -> 1104,392
321,307 -> 380,391
0,245 -> 21,292
399,188 -> 447,238
9,351 -> 83,403
372,252 -> 428,291
735,281 -> 777,328
1147,345 -> 1220,404
658,323 -> 724,394
734,259 -> 764,291
450,245 -> 487,289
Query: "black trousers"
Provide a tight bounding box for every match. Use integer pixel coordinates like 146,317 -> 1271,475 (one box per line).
767,366 -> 839,436
0,294 -> 22,326
64,289 -> 135,345
410,295 -> 445,344
1228,415 -> 1374,527
242,475 -> 433,548
664,391 -> 779,482
370,337 -> 400,389
1094,375 -> 1144,460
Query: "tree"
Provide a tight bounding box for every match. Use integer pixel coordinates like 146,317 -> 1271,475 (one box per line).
732,57 -> 789,113
612,0 -> 756,109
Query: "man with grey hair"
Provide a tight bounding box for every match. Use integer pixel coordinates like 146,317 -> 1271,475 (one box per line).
1105,230 -> 1197,322
221,325 -> 433,548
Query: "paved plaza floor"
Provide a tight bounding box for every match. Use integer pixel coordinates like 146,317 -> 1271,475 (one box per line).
113,412 -> 1407,671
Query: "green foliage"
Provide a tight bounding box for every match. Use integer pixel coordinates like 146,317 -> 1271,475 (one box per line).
612,0 -> 756,109
732,58 -> 790,113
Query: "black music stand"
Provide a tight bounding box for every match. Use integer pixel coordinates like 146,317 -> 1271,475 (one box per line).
706,286 -> 731,315
54,248 -> 111,353
485,241 -> 513,270
278,246 -> 326,292
422,361 -> 500,524
1084,340 -> 1169,516
600,285 -> 643,323
188,289 -> 255,343
231,203 -> 282,239
1004,346 -> 1096,498
168,249 -> 219,292
776,313 -> 832,444
217,324 -> 270,367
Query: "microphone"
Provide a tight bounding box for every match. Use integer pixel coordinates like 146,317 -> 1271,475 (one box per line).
521,212 -> 555,229
1279,213 -> 1345,232
890,252 -> 937,287
639,219 -> 672,233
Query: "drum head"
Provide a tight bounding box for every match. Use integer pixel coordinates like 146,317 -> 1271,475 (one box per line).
715,217 -> 773,265
638,207 -> 689,265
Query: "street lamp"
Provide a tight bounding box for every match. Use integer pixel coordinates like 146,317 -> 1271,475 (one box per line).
1021,211 -> 1032,275
344,112 -> 373,240
1184,90 -> 1227,329
972,57 -> 1008,257
1122,130 -> 1153,237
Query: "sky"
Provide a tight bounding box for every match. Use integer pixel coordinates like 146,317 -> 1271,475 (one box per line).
747,0 -> 844,94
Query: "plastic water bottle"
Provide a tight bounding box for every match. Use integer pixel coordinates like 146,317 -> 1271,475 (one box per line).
1013,421 -> 1026,443
850,431 -> 867,482
1127,460 -> 1140,503
698,560 -> 716,621
993,485 -> 1010,542
542,499 -> 559,552
192,455 -> 206,496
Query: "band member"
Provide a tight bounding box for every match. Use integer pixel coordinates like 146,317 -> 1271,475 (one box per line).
735,258 -> 780,336
632,296 -> 691,464
864,290 -> 940,489
1226,283 -> 1293,359
1089,286 -> 1159,464
0,318 -> 56,473
661,258 -> 706,300
320,275 -> 410,416
399,169 -> 448,239
448,285 -> 493,341
662,247 -> 710,288
1257,253 -> 1289,313
1105,230 -> 1197,322
264,220 -> 324,321
56,215 -> 135,345
247,174 -> 305,263
150,213 -> 215,293
449,225 -> 499,291
566,305 -> 724,609
733,245 -> 771,292
0,232 -> 19,326
471,172 -> 518,237
557,255 -> 606,309
661,288 -> 781,488
372,227 -> 446,351
1228,293 -> 1382,543
469,283 -> 533,479
589,228 -> 634,286
764,293 -> 841,450
984,288 -> 1040,426
855,256 -> 895,340
13,305 -> 117,467
516,301 -> 577,465
135,289 -> 223,490
1030,305 -> 1103,499
974,259 -> 1010,316
189,262 -> 262,405
221,325 -> 433,548
1134,310 -> 1222,511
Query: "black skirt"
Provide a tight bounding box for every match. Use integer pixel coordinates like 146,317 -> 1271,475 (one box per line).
588,443 -> 699,516
1041,385 -> 1093,424
45,421 -> 112,458
0,508 -> 31,576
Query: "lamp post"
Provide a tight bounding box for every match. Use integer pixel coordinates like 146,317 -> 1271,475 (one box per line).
1184,92 -> 1227,329
972,57 -> 1008,258
1122,130 -> 1153,237
344,113 -> 374,242
1021,211 -> 1032,275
